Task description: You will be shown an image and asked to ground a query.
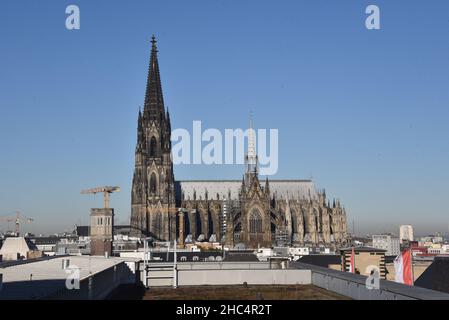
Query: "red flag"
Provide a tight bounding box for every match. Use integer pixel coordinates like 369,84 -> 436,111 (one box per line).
349,247 -> 355,273
394,249 -> 413,285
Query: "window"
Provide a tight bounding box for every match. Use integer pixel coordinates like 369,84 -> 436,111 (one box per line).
291,209 -> 297,234
313,208 -> 319,232
249,209 -> 262,234
302,208 -> 308,234
150,173 -> 157,194
150,136 -> 157,157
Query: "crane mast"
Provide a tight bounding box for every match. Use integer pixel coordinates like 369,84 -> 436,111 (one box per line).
0,211 -> 34,236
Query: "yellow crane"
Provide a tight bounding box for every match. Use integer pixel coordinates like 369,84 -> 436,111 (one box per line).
80,186 -> 120,208
0,211 -> 34,236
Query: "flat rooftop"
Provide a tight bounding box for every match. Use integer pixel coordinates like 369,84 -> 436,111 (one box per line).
139,285 -> 349,300
0,256 -> 138,299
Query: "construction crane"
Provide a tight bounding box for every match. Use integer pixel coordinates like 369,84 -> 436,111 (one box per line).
80,186 -> 120,208
0,211 -> 34,236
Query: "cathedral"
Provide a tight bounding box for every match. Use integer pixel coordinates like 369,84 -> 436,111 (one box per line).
130,36 -> 349,248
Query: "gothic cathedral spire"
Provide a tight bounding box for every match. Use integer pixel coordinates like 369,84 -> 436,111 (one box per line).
144,35 -> 165,119
244,112 -> 259,189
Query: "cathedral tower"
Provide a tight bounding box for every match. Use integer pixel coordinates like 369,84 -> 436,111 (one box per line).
239,116 -> 272,247
130,36 -> 176,240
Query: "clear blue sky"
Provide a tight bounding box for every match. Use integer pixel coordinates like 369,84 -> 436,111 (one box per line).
0,0 -> 448,236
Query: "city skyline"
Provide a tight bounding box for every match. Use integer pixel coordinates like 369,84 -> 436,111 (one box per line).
1,0 -> 449,235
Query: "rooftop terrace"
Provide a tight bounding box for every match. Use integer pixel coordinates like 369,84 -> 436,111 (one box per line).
0,256 -> 138,299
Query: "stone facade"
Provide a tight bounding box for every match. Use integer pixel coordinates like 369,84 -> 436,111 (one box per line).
90,208 -> 114,256
178,179 -> 348,248
130,36 -> 176,241
130,37 -> 349,248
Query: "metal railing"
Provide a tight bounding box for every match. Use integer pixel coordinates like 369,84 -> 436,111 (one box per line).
293,262 -> 449,300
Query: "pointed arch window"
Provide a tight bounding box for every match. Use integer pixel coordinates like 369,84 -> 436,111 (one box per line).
291,209 -> 297,234
302,208 -> 308,234
150,136 -> 157,157
313,208 -> 319,232
150,172 -> 157,194
249,209 -> 262,234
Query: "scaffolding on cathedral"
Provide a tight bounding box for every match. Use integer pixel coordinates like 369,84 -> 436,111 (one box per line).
275,229 -> 291,247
